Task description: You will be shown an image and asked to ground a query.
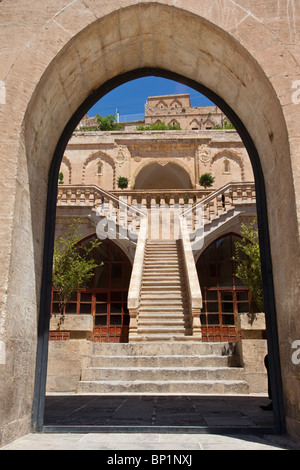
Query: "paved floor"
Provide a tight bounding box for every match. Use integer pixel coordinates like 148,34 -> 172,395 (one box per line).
2,395 -> 300,450
43,394 -> 275,430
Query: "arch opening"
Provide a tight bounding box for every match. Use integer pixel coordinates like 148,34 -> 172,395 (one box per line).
50,236 -> 132,345
134,161 -> 193,190
196,233 -> 257,343
31,67 -> 285,435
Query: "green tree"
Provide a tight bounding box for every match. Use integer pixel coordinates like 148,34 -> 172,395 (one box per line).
52,219 -> 102,316
233,217 -> 264,312
95,114 -> 123,131
199,173 -> 215,188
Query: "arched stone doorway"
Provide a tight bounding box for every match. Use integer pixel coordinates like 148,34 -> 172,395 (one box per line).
33,67 -> 286,433
196,233 -> 255,343
51,237 -> 132,343
1,1 -> 299,445
134,162 -> 193,190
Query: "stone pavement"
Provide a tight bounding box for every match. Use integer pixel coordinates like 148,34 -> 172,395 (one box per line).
1,394 -> 300,450
42,395 -> 275,430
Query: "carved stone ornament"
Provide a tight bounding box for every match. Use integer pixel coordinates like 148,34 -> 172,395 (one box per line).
156,158 -> 169,166
116,145 -> 130,166
197,144 -> 211,166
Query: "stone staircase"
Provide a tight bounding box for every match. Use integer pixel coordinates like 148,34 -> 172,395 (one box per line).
77,342 -> 249,394
136,240 -> 193,341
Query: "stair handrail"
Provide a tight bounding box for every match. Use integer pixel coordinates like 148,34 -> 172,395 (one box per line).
179,216 -> 203,338
181,181 -> 256,219
57,183 -> 147,218
127,215 -> 148,340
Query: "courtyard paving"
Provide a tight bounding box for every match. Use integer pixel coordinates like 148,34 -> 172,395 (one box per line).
2,394 -> 300,450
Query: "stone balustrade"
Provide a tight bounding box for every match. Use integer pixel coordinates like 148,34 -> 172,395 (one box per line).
182,182 -> 256,232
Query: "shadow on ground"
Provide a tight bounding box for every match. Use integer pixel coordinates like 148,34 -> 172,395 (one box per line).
44,395 -> 274,431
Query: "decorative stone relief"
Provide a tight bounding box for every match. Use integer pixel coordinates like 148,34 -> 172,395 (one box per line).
197,144 -> 211,166
115,145 -> 131,166
156,158 -> 169,166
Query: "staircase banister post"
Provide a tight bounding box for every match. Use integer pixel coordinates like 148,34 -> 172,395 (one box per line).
128,215 -> 148,340
179,216 -> 202,338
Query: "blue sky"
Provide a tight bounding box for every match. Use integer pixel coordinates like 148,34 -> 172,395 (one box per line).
87,76 -> 215,119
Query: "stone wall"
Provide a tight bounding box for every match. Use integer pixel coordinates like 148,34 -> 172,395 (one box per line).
62,129 -> 253,191
0,0 -> 300,446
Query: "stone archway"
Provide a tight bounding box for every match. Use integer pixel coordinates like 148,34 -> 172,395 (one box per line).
134,161 -> 193,189
1,1 -> 300,445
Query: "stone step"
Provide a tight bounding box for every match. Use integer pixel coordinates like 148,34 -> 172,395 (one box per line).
142,279 -> 181,284
146,248 -> 178,252
147,241 -> 177,244
81,366 -> 245,382
140,294 -> 185,300
90,342 -> 239,356
142,278 -> 181,282
137,328 -> 189,336
144,263 -> 179,268
146,253 -> 178,256
141,284 -> 182,291
138,312 -> 189,318
140,302 -> 185,308
139,307 -> 188,314
138,319 -> 187,327
143,266 -> 180,271
140,292 -> 185,299
143,269 -> 180,274
77,379 -> 249,395
142,272 -> 181,277
145,249 -> 178,253
129,334 -> 199,342
90,354 -> 235,368
139,306 -> 185,312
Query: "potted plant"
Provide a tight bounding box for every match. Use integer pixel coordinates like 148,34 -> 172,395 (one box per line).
58,171 -> 64,184
199,173 -> 215,188
117,176 -> 129,189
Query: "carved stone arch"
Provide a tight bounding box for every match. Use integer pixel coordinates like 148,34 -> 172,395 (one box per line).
60,155 -> 72,184
132,158 -> 194,189
168,118 -> 180,127
156,99 -> 168,108
210,150 -> 245,181
170,98 -> 182,108
82,150 -> 116,188
203,118 -> 216,129
189,118 -> 201,129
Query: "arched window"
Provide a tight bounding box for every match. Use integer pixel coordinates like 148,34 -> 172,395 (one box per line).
51,237 -> 132,343
196,233 -> 254,342
97,160 -> 103,175
223,159 -> 230,174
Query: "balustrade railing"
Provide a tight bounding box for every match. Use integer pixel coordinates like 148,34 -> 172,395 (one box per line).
182,182 -> 256,232
57,182 -> 256,241
110,189 -> 210,208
